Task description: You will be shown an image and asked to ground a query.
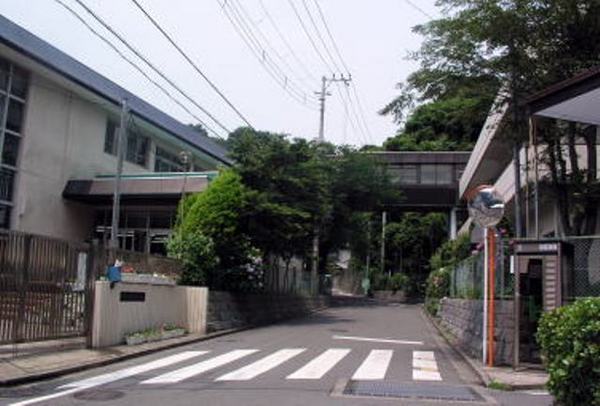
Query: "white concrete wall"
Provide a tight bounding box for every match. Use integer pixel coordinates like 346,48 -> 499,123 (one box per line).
14,75 -> 160,241
91,281 -> 208,348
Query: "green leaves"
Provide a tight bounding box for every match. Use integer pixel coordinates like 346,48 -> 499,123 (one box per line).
537,298 -> 600,406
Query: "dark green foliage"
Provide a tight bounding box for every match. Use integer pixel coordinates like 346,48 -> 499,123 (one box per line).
167,232 -> 217,286
385,213 -> 448,288
169,170 -> 255,289
425,267 -> 451,315
429,234 -> 472,272
389,273 -> 410,293
383,95 -> 493,151
425,234 -> 472,314
537,298 -> 600,406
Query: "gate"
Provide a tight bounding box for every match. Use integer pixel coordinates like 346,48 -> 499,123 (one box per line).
0,230 -> 92,344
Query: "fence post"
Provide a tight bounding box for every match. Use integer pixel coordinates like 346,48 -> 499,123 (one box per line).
85,240 -> 99,348
14,234 -> 32,344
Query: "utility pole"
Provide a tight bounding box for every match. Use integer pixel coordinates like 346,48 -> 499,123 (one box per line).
315,74 -> 351,143
110,99 -> 128,249
381,211 -> 387,276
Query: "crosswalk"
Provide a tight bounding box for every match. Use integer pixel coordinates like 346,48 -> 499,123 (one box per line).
83,348 -> 441,385
10,347 -> 444,406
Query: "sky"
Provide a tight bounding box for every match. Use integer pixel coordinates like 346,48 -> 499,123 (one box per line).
0,0 -> 440,146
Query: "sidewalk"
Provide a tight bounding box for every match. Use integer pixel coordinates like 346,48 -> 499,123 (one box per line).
0,329 -> 243,386
423,308 -> 549,391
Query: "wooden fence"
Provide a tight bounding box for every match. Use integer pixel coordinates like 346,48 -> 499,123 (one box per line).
0,230 -> 183,345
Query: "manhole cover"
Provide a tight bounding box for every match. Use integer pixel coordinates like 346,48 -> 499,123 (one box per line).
343,381 -> 483,402
74,389 -> 125,401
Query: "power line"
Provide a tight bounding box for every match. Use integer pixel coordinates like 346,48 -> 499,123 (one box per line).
129,0 -> 254,128
300,0 -> 343,74
311,0 -> 350,74
218,0 -> 317,109
72,0 -> 232,135
53,0 -> 224,138
223,0 -> 314,107
258,0 -> 318,82
402,0 -> 435,19
306,0 -> 374,143
290,0 -> 371,144
287,0 -> 334,74
230,0 -> 310,98
226,0 -> 318,107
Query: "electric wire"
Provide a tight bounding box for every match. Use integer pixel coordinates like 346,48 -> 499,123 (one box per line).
403,0 -> 434,19
287,0 -> 333,74
53,0 -> 224,138
223,0 -> 314,107
311,0 -> 350,74
218,0 -> 318,109
73,0 -> 232,135
258,0 -> 318,82
230,0 -> 317,99
300,0 -> 343,74
129,0 -> 254,128
305,0 -> 374,143
225,0 -> 318,107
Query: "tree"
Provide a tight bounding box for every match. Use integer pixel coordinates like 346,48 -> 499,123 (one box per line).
227,127 -> 397,289
386,0 -> 600,235
169,169 -> 254,289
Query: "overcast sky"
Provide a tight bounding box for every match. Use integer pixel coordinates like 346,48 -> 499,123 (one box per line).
0,0 -> 439,146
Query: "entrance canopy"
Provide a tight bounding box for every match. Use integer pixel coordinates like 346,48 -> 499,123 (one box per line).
63,172 -> 214,205
528,67 -> 600,124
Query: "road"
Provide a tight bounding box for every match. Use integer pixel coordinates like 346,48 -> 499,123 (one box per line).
1,300 -> 553,406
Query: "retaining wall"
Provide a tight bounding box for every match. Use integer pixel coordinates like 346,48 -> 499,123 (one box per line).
438,298 -> 515,365
207,291 -> 329,332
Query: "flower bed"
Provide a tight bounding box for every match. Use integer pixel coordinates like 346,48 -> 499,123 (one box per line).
125,325 -> 186,345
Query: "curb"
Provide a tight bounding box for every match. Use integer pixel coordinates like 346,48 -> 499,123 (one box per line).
422,308 -> 548,391
1,305 -> 331,387
0,327 -> 246,387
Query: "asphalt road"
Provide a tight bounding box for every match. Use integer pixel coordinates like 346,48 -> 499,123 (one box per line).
1,301 -> 553,406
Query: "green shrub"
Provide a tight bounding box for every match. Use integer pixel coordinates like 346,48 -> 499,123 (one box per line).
537,298 -> 600,406
389,273 -> 410,293
425,267 -> 450,315
167,232 -> 218,286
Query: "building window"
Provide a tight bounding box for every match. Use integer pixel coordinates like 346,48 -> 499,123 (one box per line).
104,119 -> 149,167
0,57 -> 29,229
436,164 -> 453,184
420,165 -> 437,185
419,164 -> 454,185
155,146 -> 184,172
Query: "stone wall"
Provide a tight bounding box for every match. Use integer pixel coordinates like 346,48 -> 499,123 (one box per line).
207,292 -> 329,332
438,298 -> 515,365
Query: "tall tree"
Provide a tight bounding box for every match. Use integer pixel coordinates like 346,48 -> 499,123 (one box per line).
386,0 -> 600,235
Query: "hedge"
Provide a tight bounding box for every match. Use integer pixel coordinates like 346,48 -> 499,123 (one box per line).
537,298 -> 600,406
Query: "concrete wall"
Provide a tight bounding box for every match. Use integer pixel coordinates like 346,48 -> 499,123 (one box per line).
438,298 -> 515,365
91,281 -> 207,348
14,75 -> 151,241
207,291 -> 329,332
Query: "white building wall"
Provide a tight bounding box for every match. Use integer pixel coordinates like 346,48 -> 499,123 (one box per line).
13,75 -> 153,241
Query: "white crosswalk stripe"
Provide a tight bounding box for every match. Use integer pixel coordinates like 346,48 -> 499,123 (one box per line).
286,348 -> 351,380
12,346 -> 448,406
59,351 -> 208,389
412,350 -> 441,381
351,349 -> 393,380
215,348 -> 306,381
10,351 -> 208,406
142,349 -> 259,384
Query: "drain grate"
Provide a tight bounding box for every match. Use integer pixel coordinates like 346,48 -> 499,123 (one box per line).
343,381 -> 483,402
